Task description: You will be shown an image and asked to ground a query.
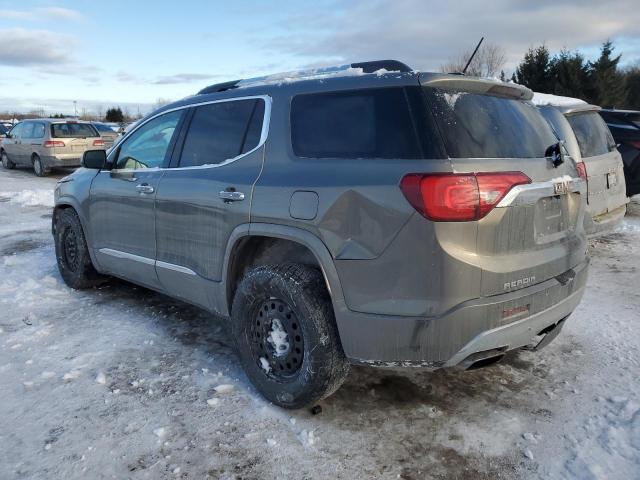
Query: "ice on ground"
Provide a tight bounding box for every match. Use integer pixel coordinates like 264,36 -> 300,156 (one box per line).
266,318 -> 289,356
95,372 -> 106,384
259,357 -> 271,373
41,371 -> 56,379
153,427 -> 167,438
213,384 -> 234,394
531,92 -> 588,107
206,398 -> 220,407
63,370 -> 81,381
4,189 -> 55,207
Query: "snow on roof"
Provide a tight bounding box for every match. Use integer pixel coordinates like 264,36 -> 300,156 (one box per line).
531,92 -> 587,107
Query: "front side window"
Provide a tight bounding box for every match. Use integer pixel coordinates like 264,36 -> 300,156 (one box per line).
51,123 -> 99,138
291,87 -> 441,159
178,99 -> 265,167
567,112 -> 615,158
427,88 -> 559,159
116,110 -> 182,170
9,123 -> 23,138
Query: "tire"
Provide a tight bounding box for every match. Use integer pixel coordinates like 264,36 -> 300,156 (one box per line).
232,263 -> 350,409
32,154 -> 49,177
54,208 -> 103,289
1,150 -> 15,170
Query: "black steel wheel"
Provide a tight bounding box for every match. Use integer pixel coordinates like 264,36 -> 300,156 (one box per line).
232,263 -> 350,409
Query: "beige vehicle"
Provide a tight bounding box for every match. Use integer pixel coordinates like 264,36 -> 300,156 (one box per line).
1,119 -> 106,177
537,97 -> 627,235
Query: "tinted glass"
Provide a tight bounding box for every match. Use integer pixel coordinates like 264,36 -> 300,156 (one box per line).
116,110 -> 182,169
179,99 -> 262,167
9,123 -> 23,137
427,88 -> 558,158
567,112 -> 615,158
291,87 -> 441,159
51,123 -> 99,138
93,123 -> 115,133
242,100 -> 265,154
21,122 -> 35,138
32,123 -> 45,138
0,124 -> 7,135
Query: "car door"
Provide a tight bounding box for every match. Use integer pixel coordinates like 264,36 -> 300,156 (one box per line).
4,123 -> 24,164
154,96 -> 269,311
89,109 -> 184,289
19,122 -> 36,164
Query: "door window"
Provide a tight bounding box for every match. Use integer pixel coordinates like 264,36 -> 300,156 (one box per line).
21,122 -> 35,139
32,123 -> 45,138
178,99 -> 264,167
115,110 -> 182,170
8,123 -> 23,138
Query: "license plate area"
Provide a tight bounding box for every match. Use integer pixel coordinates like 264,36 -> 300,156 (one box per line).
535,196 -> 567,240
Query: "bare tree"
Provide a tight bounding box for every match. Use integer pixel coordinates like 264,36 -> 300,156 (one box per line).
441,42 -> 507,78
153,98 -> 173,110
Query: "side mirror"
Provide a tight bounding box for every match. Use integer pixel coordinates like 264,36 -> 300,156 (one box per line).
82,149 -> 107,169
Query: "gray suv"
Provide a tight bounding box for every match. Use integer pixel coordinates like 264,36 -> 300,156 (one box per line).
53,61 -> 589,408
1,119 -> 105,176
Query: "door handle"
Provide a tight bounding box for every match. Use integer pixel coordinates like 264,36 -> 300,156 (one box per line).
136,183 -> 155,194
218,190 -> 245,202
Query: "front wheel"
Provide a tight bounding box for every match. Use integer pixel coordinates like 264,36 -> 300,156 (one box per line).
1,151 -> 15,169
232,263 -> 350,409
54,208 -> 104,289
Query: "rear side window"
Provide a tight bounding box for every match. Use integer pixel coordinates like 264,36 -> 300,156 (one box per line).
567,112 -> 615,158
178,99 -> 264,167
32,123 -> 45,138
51,123 -> 99,138
21,122 -> 35,138
291,87 -> 442,159
427,88 -> 558,159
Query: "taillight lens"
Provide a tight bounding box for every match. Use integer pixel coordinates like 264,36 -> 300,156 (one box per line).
43,140 -> 65,148
575,162 -> 587,181
400,172 -> 531,222
93,139 -> 105,147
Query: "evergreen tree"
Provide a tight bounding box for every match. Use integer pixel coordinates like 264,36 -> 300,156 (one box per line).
514,45 -> 553,92
105,107 -> 124,123
624,66 -> 640,110
549,50 -> 590,100
588,40 -> 626,107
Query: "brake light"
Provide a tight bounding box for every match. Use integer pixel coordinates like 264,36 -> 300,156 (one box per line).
400,172 -> 531,222
575,162 -> 587,181
93,139 -> 105,147
43,140 -> 65,148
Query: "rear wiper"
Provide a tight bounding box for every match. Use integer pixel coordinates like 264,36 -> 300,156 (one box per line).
545,142 -> 564,168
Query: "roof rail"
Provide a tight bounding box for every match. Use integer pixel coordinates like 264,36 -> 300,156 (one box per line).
350,60 -> 411,73
197,80 -> 241,95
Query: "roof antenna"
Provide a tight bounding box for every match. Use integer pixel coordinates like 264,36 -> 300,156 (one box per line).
462,37 -> 484,75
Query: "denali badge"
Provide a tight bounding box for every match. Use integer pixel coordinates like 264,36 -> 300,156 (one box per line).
504,276 -> 536,291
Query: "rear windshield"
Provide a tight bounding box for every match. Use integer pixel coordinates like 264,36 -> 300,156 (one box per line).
92,123 -> 115,133
291,87 -> 443,159
51,123 -> 99,138
426,88 -> 558,158
567,112 -> 615,158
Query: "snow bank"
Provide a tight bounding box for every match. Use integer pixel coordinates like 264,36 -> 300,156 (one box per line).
531,92 -> 588,107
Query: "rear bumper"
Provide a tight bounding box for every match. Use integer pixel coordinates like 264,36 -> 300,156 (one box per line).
338,259 -> 589,367
585,205 -> 627,237
42,155 -> 82,168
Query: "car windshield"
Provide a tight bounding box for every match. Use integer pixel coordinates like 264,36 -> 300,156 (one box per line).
51,123 -> 99,138
426,88 -> 559,159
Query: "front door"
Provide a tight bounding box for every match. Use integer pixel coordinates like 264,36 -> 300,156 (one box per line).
89,110 -> 184,289
4,122 -> 24,165
154,96 -> 268,311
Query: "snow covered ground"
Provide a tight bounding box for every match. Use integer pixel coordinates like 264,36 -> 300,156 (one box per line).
0,167 -> 638,479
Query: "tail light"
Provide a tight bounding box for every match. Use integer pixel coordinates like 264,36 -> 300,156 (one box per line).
575,162 -> 587,181
43,140 -> 65,148
93,139 -> 105,147
400,172 -> 531,222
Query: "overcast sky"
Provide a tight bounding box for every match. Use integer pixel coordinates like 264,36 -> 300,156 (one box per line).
1,0 -> 639,115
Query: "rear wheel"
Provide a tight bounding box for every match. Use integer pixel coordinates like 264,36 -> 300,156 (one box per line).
32,154 -> 49,177
54,208 -> 103,289
232,263 -> 349,409
1,150 -> 15,169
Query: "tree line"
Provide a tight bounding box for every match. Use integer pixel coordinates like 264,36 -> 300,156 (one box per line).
512,41 -> 639,109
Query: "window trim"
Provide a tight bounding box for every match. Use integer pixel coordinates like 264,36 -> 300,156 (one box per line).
106,95 -> 271,172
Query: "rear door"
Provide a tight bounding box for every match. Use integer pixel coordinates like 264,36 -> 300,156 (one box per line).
154,96 -> 268,311
89,110 -> 184,289
566,111 -> 627,215
423,82 -> 587,297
